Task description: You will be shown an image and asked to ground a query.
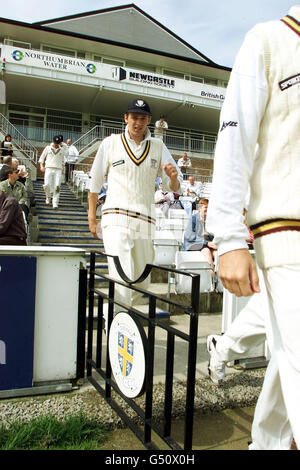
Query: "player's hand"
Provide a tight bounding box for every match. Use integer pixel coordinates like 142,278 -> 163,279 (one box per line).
88,218 -> 98,238
219,249 -> 260,297
162,162 -> 178,181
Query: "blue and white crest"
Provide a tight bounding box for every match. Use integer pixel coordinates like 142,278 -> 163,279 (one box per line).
118,332 -> 134,377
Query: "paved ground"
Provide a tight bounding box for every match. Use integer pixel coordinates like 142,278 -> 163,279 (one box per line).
99,405 -> 255,450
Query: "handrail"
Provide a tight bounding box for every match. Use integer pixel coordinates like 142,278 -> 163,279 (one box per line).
73,123 -> 216,158
0,113 -> 39,163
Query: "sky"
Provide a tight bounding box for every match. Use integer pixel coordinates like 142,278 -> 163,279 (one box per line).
0,0 -> 296,67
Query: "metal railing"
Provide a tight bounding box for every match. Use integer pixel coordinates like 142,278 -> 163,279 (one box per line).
0,113 -> 39,163
73,122 -> 216,158
87,250 -> 203,450
10,124 -> 81,147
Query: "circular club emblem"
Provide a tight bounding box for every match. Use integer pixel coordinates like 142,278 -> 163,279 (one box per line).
109,312 -> 147,398
86,63 -> 96,74
12,50 -> 23,61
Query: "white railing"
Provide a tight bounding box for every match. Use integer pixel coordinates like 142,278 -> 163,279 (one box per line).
0,113 -> 39,163
73,122 -> 216,157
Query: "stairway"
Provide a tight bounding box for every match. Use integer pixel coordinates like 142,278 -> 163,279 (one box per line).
32,180 -> 176,317
33,179 -> 108,287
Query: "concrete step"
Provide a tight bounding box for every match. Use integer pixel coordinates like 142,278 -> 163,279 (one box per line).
39,235 -> 99,244
41,243 -> 104,250
38,221 -> 90,229
39,228 -> 94,237
36,208 -> 87,216
35,198 -> 81,204
38,214 -> 88,222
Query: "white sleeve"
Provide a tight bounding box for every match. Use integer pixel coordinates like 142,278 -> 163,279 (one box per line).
38,146 -> 48,163
89,137 -> 110,194
161,143 -> 183,193
206,29 -> 269,255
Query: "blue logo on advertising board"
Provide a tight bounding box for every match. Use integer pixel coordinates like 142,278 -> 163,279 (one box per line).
12,50 -> 24,61
86,63 -> 96,74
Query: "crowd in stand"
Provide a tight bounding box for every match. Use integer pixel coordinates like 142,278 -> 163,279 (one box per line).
0,133 -> 80,244
0,135 -> 37,245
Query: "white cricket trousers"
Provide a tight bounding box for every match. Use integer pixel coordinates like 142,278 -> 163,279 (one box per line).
216,288 -> 266,364
102,225 -> 154,310
216,265 -> 300,449
249,265 -> 300,450
43,168 -> 62,206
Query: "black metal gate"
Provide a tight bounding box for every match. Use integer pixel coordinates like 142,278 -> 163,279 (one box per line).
86,250 -> 203,451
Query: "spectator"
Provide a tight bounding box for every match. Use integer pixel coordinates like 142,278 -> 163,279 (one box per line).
12,158 -> 27,185
0,167 -> 29,220
155,183 -> 175,218
38,135 -> 68,209
0,156 -> 13,181
154,115 -> 168,140
183,198 -> 217,269
184,175 -> 201,210
0,188 -> 27,245
11,158 -> 36,209
65,138 -> 79,182
177,152 -> 192,179
1,134 -> 13,160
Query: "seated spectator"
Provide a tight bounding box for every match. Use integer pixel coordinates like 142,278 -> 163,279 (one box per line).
12,158 -> 28,185
11,158 -> 36,209
0,167 -> 29,220
183,176 -> 201,210
1,134 -> 13,160
185,176 -> 201,200
0,156 -> 13,181
177,152 -> 191,179
182,198 -> 217,269
0,188 -> 27,245
155,183 -> 175,218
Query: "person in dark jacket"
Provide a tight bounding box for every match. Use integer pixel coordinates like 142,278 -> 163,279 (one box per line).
0,188 -> 27,245
1,134 -> 13,159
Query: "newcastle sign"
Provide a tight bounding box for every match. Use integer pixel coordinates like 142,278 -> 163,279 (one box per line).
112,67 -> 175,89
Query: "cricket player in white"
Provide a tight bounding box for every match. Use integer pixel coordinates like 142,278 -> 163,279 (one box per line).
206,6 -> 300,450
39,135 -> 67,209
88,98 -> 182,308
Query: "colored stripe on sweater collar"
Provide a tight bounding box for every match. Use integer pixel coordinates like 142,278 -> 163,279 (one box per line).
281,15 -> 300,37
121,133 -> 150,166
250,218 -> 300,239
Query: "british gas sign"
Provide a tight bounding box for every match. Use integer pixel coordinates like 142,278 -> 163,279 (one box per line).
108,312 -> 147,398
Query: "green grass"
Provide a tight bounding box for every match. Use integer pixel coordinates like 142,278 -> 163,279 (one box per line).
0,412 -> 110,450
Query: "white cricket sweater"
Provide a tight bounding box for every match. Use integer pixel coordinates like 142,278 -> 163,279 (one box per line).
101,133 -> 164,236
39,144 -> 66,170
248,11 -> 300,268
206,6 -> 300,269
